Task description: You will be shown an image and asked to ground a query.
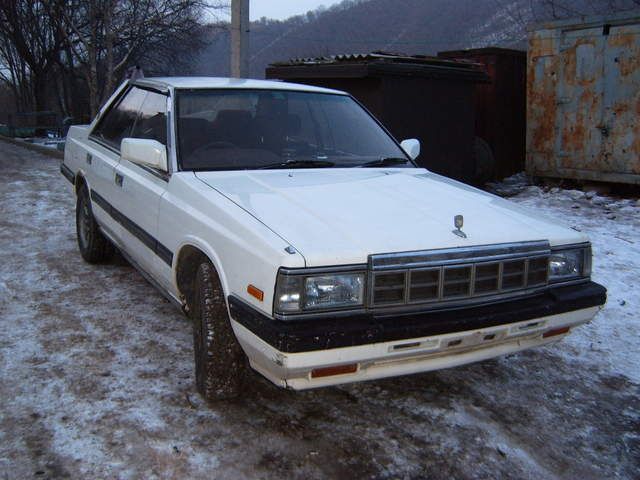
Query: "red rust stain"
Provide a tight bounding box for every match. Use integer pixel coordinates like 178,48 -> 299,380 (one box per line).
529,34 -> 555,58
617,48 -> 639,77
573,39 -> 598,87
564,46 -> 577,87
527,37 -> 559,161
613,102 -> 629,116
562,121 -> 585,156
609,33 -> 635,48
529,84 -> 556,152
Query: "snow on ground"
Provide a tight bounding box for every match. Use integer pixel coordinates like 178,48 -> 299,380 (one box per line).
15,136 -> 66,152
489,173 -> 640,384
0,142 -> 638,479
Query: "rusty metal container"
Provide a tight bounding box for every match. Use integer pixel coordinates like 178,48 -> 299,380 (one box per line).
527,11 -> 640,185
439,47 -> 527,181
266,53 -> 489,185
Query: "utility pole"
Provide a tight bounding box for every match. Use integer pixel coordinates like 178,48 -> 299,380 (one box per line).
231,0 -> 250,78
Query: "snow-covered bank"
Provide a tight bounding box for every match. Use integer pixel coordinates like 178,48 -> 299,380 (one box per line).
502,177 -> 640,384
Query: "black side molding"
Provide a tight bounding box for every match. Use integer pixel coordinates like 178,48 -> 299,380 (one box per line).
60,163 -> 74,185
228,282 -> 607,353
90,189 -> 173,266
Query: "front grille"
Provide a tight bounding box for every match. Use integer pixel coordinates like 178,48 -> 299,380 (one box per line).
370,241 -> 550,307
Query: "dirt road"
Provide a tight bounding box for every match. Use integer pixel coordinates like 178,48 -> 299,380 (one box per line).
0,141 -> 638,479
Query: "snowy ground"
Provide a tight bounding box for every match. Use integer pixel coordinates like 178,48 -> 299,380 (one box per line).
18,137 -> 66,152
0,142 -> 638,479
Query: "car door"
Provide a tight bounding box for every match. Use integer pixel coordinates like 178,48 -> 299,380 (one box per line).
111,88 -> 173,289
88,86 -> 147,240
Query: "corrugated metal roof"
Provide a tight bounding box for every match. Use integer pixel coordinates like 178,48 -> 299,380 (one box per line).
438,47 -> 526,58
271,51 -> 482,69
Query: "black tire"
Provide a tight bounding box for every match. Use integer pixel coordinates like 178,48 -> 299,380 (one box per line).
76,184 -> 114,263
192,262 -> 247,401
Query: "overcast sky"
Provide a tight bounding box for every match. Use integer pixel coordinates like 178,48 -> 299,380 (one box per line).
249,0 -> 343,21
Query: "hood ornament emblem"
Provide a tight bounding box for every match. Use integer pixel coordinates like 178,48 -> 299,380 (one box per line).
452,215 -> 467,238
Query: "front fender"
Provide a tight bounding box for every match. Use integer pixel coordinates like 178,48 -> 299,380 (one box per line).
173,236 -> 231,300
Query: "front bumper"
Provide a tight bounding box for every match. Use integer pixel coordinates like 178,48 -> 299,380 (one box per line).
228,281 -> 606,389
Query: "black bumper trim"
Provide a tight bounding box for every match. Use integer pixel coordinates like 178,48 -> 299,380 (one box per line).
228,281 -> 607,353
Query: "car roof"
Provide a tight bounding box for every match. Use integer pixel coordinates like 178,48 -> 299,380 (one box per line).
133,76 -> 346,95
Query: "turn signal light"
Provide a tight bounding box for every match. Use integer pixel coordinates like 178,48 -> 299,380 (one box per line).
543,326 -> 571,338
311,363 -> 358,378
247,284 -> 264,302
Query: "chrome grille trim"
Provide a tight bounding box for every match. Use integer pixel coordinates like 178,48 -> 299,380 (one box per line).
369,241 -> 551,308
369,240 -> 551,270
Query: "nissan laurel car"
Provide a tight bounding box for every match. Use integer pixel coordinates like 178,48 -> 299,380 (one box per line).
61,77 -> 607,401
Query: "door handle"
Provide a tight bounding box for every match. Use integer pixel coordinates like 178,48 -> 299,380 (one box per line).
115,173 -> 124,187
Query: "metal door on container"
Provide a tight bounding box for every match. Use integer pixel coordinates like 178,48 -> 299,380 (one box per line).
86,86 -> 147,239
555,26 -> 605,174
110,89 -> 173,289
600,23 -> 640,177
557,21 -> 640,177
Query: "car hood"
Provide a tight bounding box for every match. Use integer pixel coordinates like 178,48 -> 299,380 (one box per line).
194,169 -> 586,267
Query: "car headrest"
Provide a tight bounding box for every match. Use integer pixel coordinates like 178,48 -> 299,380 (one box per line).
215,109 -> 252,126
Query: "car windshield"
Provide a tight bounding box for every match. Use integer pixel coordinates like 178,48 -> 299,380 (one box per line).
176,89 -> 411,171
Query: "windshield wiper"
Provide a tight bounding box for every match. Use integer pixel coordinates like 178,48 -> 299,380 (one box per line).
358,157 -> 409,168
257,159 -> 335,170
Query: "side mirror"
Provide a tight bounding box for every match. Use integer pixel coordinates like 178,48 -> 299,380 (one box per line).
400,138 -> 420,161
121,138 -> 168,172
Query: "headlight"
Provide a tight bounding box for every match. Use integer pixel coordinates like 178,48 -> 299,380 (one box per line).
274,270 -> 365,316
549,245 -> 591,282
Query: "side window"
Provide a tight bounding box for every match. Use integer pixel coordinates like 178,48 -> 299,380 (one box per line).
131,91 -> 168,145
92,86 -> 146,149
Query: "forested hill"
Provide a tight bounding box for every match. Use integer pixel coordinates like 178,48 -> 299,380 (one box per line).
192,0 -> 638,79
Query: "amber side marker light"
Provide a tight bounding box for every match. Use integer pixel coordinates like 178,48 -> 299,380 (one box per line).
247,284 -> 264,302
543,326 -> 571,338
311,363 -> 358,378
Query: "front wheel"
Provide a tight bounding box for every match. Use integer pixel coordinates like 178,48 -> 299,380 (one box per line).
76,185 -> 114,263
192,262 -> 248,401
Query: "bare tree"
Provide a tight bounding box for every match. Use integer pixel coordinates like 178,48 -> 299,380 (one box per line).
0,1 -> 65,112
51,0 -> 213,116
0,33 -> 30,110
0,0 -> 226,119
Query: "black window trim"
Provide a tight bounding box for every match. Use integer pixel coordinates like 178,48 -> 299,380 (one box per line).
130,79 -> 169,95
90,84 -> 170,150
173,87 -> 416,172
90,84 -> 141,150
88,83 -> 172,181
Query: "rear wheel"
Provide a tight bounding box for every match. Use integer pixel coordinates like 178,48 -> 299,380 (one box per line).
192,261 -> 247,401
76,185 -> 114,263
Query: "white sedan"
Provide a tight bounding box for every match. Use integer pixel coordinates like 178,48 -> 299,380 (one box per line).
61,77 -> 606,401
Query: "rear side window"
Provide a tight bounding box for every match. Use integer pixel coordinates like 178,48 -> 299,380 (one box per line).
131,91 -> 168,145
92,86 -> 146,149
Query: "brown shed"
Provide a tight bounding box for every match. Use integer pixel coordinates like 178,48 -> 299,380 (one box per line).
438,47 -> 527,180
266,53 -> 489,185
